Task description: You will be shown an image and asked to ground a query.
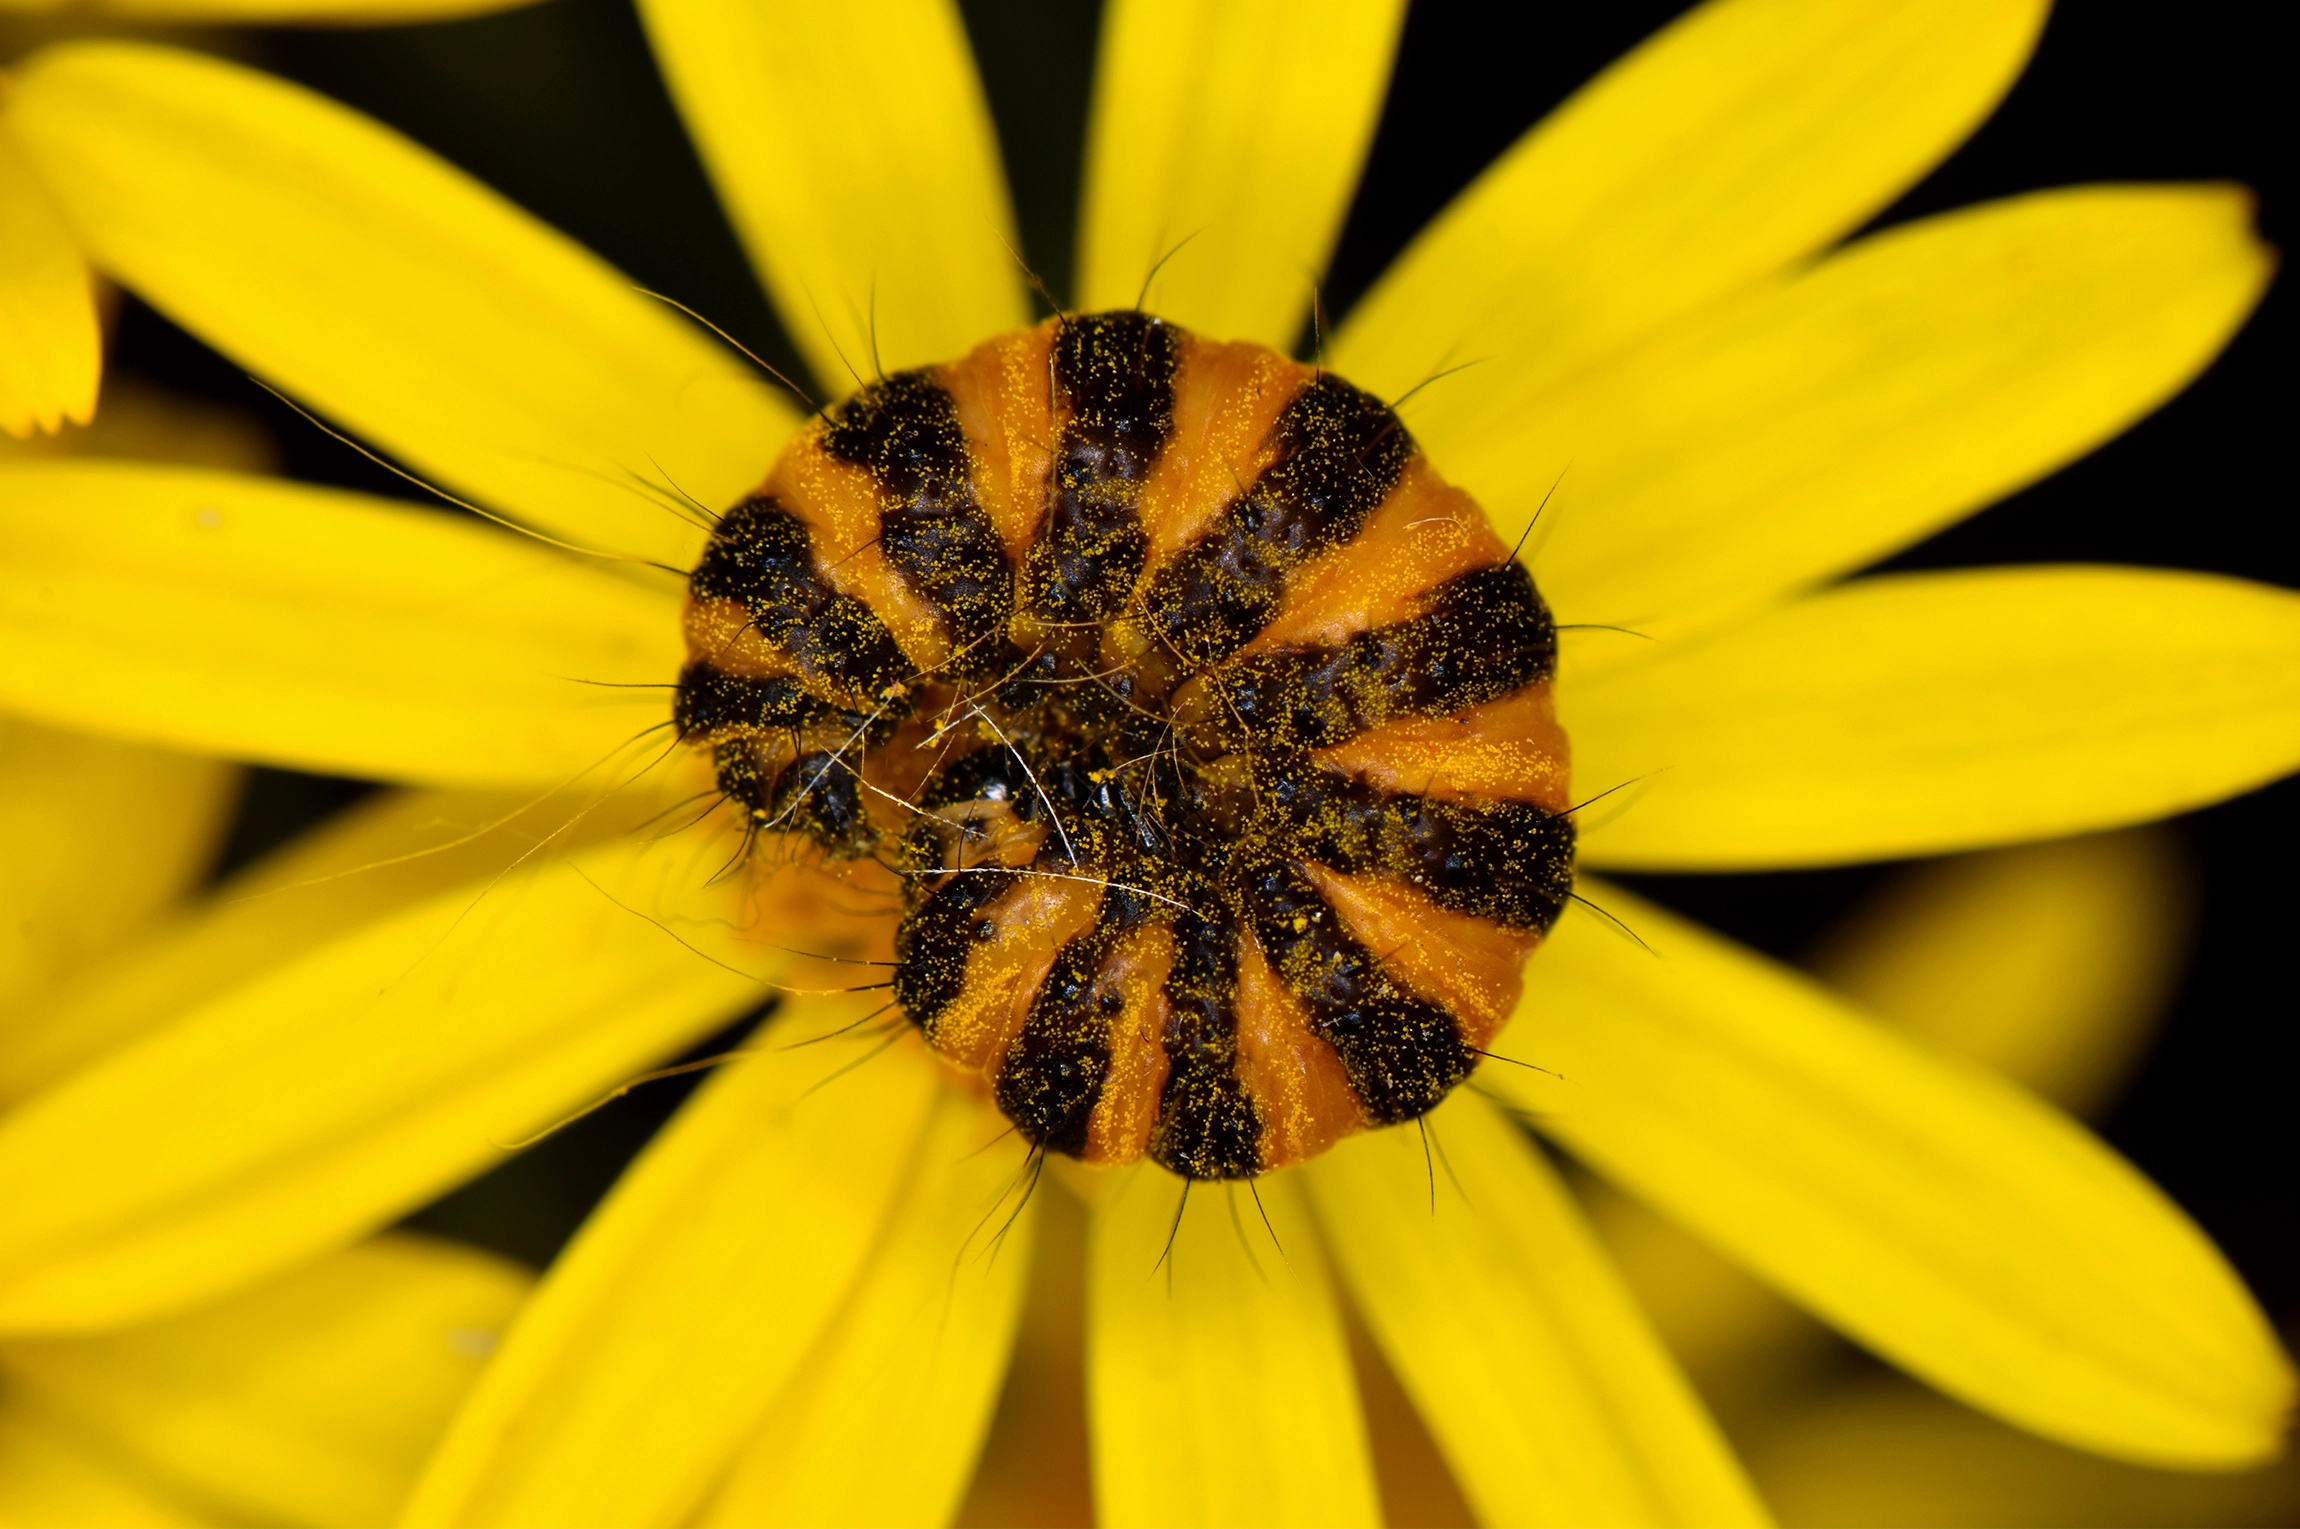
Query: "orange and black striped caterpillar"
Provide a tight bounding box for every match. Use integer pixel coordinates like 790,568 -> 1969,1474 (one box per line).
675,311 -> 1573,1180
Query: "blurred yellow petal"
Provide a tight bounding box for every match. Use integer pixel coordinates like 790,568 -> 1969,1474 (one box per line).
1578,1181 -> 1836,1422
0,374 -> 276,472
1572,568 -> 2300,870
1810,829 -> 2193,1115
1077,0 -> 1405,347
637,0 -> 1026,388
0,1233 -> 530,1527
0,460 -> 683,788
1087,1167 -> 1378,1528
5,42 -> 794,569
0,833 -> 758,1334
0,1404 -> 207,1528
403,1016 -> 941,1528
952,1179 -> 1094,1529
0,785 -> 645,1104
0,125 -> 98,439
1484,188 -> 2275,644
0,0 -> 545,18
0,717 -> 236,1022
1745,1372 -> 2300,1529
1343,1319 -> 1482,1529
1307,1091 -> 1767,1527
1490,884 -> 2294,1467
1334,0 -> 2045,442
701,1088 -> 1034,1528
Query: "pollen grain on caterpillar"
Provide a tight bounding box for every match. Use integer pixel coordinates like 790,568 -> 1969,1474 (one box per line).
672,310 -> 1576,1183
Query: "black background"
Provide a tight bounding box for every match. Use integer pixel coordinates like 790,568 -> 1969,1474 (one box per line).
104,0 -> 2291,1321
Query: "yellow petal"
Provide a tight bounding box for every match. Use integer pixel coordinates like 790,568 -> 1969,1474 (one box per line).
1809,829 -> 2193,1115
952,1178 -> 1094,1529
0,1233 -> 531,1527
1086,1167 -> 1379,1528
1347,1331 -> 1481,1529
1333,0 -> 2046,436
0,830 -> 759,1334
636,0 -> 1027,388
1483,187 -> 2276,645
700,1088 -> 1034,1528
0,0 -> 546,19
1077,0 -> 1406,347
0,784 -> 652,1105
0,374 -> 276,473
1745,1372 -> 2300,1528
5,42 -> 794,569
1570,568 -> 2300,870
0,123 -> 98,438
0,459 -> 684,788
1577,1181 -> 1835,1417
1582,833 -> 2196,1412
402,1015 -> 942,1527
1488,884 -> 2295,1467
1306,1092 -> 1768,1527
0,717 -> 236,1023
0,1403 -> 209,1528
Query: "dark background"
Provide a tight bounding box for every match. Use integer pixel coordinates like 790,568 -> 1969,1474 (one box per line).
107,0 -> 2290,1317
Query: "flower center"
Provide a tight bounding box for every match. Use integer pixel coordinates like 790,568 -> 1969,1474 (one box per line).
675,311 -> 1572,1179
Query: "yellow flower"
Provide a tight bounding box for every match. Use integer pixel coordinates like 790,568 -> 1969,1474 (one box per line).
0,1 -> 2294,1524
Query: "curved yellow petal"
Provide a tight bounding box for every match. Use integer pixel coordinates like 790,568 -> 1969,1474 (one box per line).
0,831 -> 759,1334
0,1233 -> 531,1528
1334,0 -> 2046,441
0,125 -> 98,439
5,42 -> 794,569
1077,0 -> 1406,346
637,0 -> 1027,388
1488,884 -> 2295,1467
1746,1373 -> 2300,1528
1087,1167 -> 1378,1528
1306,1092 -> 1767,1527
0,460 -> 684,788
1484,187 -> 2276,644
1571,568 -> 2300,870
0,1404 -> 209,1527
700,1088 -> 1034,1528
1585,833 -> 2195,1403
0,784 -> 649,1105
0,718 -> 237,1023
402,1016 -> 942,1528
1810,829 -> 2192,1115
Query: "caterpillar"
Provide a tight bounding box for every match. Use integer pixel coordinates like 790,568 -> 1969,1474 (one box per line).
675,311 -> 1573,1180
